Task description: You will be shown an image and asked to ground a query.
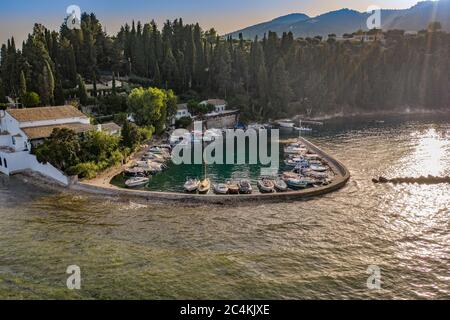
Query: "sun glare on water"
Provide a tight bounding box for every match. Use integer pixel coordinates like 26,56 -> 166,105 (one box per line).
403,128 -> 450,177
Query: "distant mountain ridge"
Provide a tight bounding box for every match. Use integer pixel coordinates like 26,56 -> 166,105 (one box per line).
228,0 -> 450,39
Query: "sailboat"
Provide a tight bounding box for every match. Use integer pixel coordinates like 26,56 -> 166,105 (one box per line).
198,125 -> 211,195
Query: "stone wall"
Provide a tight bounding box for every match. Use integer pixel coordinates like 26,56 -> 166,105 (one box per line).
204,112 -> 239,129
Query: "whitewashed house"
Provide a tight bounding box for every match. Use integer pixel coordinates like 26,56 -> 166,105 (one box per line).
171,103 -> 192,125
0,105 -> 93,185
200,99 -> 227,114
175,104 -> 192,120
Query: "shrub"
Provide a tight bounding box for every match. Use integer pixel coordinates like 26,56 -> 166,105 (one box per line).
68,162 -> 100,179
22,92 -> 40,107
175,116 -> 193,129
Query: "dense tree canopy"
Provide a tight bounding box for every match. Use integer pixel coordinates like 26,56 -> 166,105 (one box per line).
0,14 -> 448,120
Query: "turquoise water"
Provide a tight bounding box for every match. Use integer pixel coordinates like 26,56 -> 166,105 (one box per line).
112,129 -> 301,192
0,114 -> 449,299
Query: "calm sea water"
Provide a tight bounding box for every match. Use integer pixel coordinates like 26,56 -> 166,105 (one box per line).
0,114 -> 448,299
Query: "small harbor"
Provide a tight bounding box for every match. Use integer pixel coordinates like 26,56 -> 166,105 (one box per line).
75,126 -> 350,204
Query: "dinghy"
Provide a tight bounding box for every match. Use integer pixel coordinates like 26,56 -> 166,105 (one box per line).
125,177 -> 150,188
184,178 -> 199,193
257,178 -> 275,193
213,183 -> 229,195
226,180 -> 240,194
239,180 -> 253,194
274,178 -> 288,192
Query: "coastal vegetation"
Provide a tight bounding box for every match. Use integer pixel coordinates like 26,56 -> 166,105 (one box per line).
0,13 -> 448,122
32,122 -> 153,179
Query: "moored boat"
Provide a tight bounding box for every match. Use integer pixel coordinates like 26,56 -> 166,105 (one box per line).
294,126 -> 312,132
286,178 -> 309,190
184,178 -> 199,193
125,177 -> 150,188
257,178 -> 275,193
277,119 -> 295,128
198,178 -> 211,194
226,180 -> 240,194
274,178 -> 288,192
124,167 -> 147,177
149,146 -> 164,154
238,180 -> 253,194
305,153 -> 321,160
213,183 -> 229,195
310,164 -> 327,172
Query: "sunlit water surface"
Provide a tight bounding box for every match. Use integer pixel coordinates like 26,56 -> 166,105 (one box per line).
0,114 -> 448,299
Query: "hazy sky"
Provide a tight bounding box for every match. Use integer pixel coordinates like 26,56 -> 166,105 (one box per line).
0,0 -> 422,45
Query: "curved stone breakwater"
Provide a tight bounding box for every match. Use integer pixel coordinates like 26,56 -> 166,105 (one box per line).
372,175 -> 450,185
72,138 -> 350,205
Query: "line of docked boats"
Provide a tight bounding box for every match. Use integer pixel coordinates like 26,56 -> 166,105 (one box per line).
181,139 -> 333,195
123,145 -> 172,188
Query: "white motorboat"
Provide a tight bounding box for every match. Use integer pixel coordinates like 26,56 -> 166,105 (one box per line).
125,177 -> 150,188
184,178 -> 199,193
277,119 -> 295,128
310,164 -> 327,172
213,183 -> 229,195
294,121 -> 313,132
124,167 -> 147,177
149,146 -> 165,154
284,146 -> 307,155
294,126 -> 313,132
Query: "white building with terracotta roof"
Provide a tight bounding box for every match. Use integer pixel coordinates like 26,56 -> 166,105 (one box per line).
0,105 -> 93,185
200,99 -> 227,114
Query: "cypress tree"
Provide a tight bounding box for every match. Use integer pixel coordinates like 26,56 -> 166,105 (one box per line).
77,74 -> 88,105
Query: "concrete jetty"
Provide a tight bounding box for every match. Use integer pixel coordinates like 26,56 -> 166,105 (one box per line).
71,138 -> 350,204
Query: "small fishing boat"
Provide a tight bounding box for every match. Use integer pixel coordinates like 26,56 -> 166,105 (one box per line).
198,178 -> 211,194
284,159 -> 298,167
226,180 -> 240,194
239,180 -> 253,194
294,126 -> 312,132
294,120 -> 313,132
286,178 -> 309,190
310,164 -> 327,172
277,119 -> 295,128
282,171 -> 299,180
213,183 -> 229,195
158,144 -> 172,151
144,152 -> 165,160
149,147 -> 164,154
284,146 -> 308,155
125,176 -> 150,188
248,124 -> 266,131
124,167 -> 147,177
305,154 -> 321,160
184,178 -> 199,193
274,178 -> 288,192
257,178 -> 275,193
304,170 -> 329,179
